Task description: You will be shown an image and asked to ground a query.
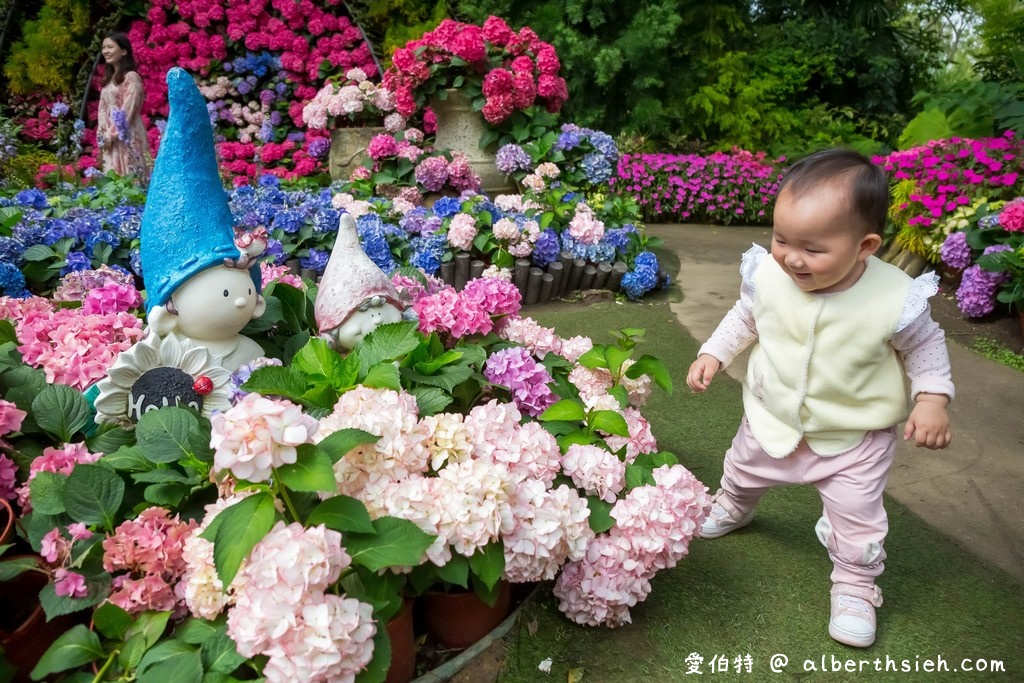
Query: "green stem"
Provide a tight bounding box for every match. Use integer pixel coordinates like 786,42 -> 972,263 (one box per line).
275,476 -> 302,525
91,649 -> 117,683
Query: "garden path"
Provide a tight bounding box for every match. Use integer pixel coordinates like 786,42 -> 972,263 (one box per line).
653,223 -> 1024,584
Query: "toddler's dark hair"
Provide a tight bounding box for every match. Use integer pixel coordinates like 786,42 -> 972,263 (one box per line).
777,149 -> 889,234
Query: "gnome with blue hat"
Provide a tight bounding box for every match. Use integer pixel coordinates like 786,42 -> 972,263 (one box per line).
140,67 -> 266,371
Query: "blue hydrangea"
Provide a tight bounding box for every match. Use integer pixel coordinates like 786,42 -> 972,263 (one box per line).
532,229 -> 561,267
258,174 -> 280,189
400,207 -> 430,235
634,251 -> 659,270
0,262 -> 30,298
271,209 -> 306,234
621,266 -> 658,300
300,248 -> 329,273
12,219 -> 46,249
555,130 -> 581,151
264,237 -> 286,264
475,200 -> 503,224
15,189 -> 48,210
311,207 -> 340,234
357,215 -> 397,273
603,227 -> 633,253
0,236 -> 25,264
587,131 -> 618,162
581,152 -> 612,184
61,250 -> 91,275
85,230 -> 119,256
129,248 -> 143,276
108,205 -> 142,240
410,233 -> 448,275
431,197 -> 462,219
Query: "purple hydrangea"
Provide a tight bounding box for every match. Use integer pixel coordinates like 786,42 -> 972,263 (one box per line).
300,248 -> 329,273
50,102 -> 70,118
955,264 -> 1004,317
483,346 -> 556,417
940,231 -> 972,269
495,143 -> 532,174
531,229 -> 560,267
307,136 -> 330,159
414,156 -> 449,192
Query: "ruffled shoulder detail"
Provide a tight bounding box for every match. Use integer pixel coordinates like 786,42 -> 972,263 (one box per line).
739,243 -> 768,288
896,270 -> 940,332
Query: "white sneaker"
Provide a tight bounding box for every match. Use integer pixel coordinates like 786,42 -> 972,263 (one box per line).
829,587 -> 882,648
699,499 -> 755,539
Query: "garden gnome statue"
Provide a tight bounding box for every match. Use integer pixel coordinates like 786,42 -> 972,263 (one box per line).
139,67 -> 266,372
315,213 -> 404,350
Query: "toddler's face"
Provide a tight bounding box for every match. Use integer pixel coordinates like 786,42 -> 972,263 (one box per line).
770,185 -> 881,294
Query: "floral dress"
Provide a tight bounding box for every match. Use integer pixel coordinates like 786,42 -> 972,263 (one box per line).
97,71 -> 152,184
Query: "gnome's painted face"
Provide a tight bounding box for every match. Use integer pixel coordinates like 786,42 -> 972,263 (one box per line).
323,295 -> 403,350
170,266 -> 265,340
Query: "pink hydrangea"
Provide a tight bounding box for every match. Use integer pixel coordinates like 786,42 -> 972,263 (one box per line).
52,266 -> 134,303
999,198 -> 1024,232
414,155 -> 449,191
562,444 -> 626,503
446,153 -> 481,192
603,407 -> 658,462
483,346 -> 556,417
315,386 -> 429,495
237,522 -> 348,603
41,527 -> 70,564
568,202 -> 606,244
420,412 -> 473,471
54,568 -> 88,598
463,399 -> 524,462
359,473 -> 449,566
446,212 -> 478,251
610,465 -> 710,573
259,262 -> 305,290
492,217 -> 520,241
413,286 -> 459,336
0,455 -> 17,501
619,359 -> 654,407
435,458 -> 514,557
103,507 -> 197,616
211,393 -> 319,483
0,399 -> 26,436
503,479 -> 592,583
460,276 -> 522,317
568,365 -> 615,407
556,335 -> 594,363
481,420 -> 562,486
552,534 -> 653,627
80,281 -> 142,314
367,133 -> 399,160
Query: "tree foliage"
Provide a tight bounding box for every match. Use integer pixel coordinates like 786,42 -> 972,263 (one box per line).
4,0 -> 92,96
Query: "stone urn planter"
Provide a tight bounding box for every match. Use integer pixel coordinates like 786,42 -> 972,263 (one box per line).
329,126 -> 386,181
429,89 -> 517,197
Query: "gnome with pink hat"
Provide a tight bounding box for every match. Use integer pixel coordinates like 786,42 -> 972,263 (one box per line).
315,213 -> 405,350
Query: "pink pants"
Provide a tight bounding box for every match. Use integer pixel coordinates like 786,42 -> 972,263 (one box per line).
717,418 -> 897,592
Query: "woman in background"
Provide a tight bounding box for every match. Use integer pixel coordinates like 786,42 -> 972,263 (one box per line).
97,32 -> 151,184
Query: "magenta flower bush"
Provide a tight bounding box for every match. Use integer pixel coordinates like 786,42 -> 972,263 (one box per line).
611,149 -> 784,225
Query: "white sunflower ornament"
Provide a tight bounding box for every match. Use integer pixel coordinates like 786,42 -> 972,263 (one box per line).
93,332 -> 233,425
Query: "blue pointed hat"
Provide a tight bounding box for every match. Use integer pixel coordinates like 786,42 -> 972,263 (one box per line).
140,67 -> 260,315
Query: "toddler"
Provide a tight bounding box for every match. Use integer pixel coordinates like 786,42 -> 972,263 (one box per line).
687,149 -> 953,648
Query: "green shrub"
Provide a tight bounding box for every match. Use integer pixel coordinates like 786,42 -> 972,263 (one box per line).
4,0 -> 92,95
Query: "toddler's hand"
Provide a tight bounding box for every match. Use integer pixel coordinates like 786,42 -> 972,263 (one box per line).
687,354 -> 721,393
904,396 -> 952,449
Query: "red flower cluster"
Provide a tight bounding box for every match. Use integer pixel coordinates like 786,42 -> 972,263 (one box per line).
384,16 -> 567,125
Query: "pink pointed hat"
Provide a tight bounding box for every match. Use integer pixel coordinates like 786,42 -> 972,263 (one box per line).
314,213 -> 404,333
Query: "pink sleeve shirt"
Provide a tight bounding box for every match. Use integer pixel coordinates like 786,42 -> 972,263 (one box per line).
699,247 -> 955,402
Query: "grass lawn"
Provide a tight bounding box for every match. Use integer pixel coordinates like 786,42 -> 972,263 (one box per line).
501,255 -> 1024,682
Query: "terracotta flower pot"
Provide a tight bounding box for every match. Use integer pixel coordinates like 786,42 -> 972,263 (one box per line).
0,498 -> 13,547
385,599 -> 416,683
0,558 -> 76,683
421,581 -> 511,650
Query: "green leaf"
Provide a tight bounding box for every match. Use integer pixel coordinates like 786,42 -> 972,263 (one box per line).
32,384 -> 89,442
293,337 -> 345,380
358,321 -> 421,375
604,345 -> 631,377
28,471 -> 68,515
576,346 -> 608,369
144,483 -> 189,507
174,617 -> 220,645
200,630 -> 247,674
625,463 -> 656,490
307,494 -> 375,534
275,444 -> 337,493
557,430 -> 599,450
607,384 -> 629,409
354,622 -> 391,683
241,364 -> 309,402
21,244 -> 57,262
362,361 -> 401,390
435,553 -> 470,588
539,399 -> 586,422
316,428 -> 379,464
468,542 -> 506,591
125,610 -> 172,650
409,386 -> 453,416
400,365 -> 474,392
0,319 -> 18,345
136,407 -> 198,464
590,410 -> 630,437
132,469 -> 195,484
86,426 -> 136,455
413,349 -> 464,374
29,625 -> 104,679
212,492 -> 277,587
0,555 -> 43,581
101,446 -> 156,472
625,354 -> 673,393
138,640 -> 203,683
345,516 -> 435,572
40,572 -> 111,620
92,602 -> 133,641
586,496 -> 615,533
63,463 -> 124,529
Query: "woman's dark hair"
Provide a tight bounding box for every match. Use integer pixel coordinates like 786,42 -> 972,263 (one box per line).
777,148 -> 889,235
102,33 -> 138,86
